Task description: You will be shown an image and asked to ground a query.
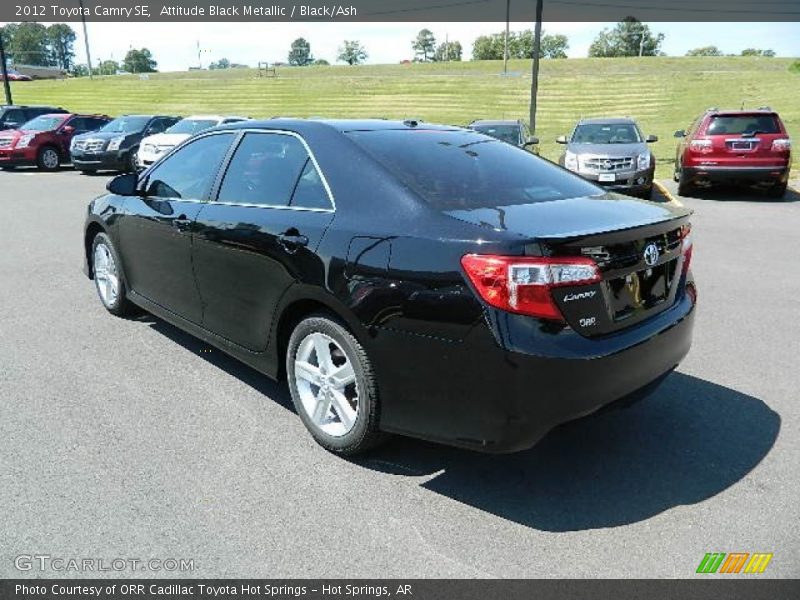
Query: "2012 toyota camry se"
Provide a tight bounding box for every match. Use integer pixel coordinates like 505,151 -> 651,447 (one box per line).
84,119 -> 696,455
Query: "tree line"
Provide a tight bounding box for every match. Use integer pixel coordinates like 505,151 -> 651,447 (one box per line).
1,19 -> 778,78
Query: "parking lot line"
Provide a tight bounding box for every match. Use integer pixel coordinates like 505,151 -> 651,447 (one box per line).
653,180 -> 682,206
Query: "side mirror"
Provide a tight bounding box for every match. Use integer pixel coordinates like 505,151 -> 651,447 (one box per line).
61,125 -> 75,135
106,173 -> 139,196
556,135 -> 568,144
674,130 -> 685,138
524,136 -> 539,147
646,134 -> 659,143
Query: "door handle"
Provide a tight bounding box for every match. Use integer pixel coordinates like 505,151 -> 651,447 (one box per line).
278,230 -> 309,254
172,215 -> 192,233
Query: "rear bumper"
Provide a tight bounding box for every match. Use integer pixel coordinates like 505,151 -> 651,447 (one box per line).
372,289 -> 696,453
683,165 -> 790,184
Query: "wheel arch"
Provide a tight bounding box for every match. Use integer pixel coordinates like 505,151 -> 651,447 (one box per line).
271,288 -> 368,381
84,220 -> 108,279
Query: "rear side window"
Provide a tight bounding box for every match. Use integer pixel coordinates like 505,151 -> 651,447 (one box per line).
347,129 -> 600,210
217,132 -> 322,207
146,133 -> 234,200
705,115 -> 781,136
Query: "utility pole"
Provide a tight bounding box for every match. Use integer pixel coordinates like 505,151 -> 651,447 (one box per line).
78,0 -> 93,79
503,0 -> 510,74
529,0 -> 543,132
0,29 -> 12,105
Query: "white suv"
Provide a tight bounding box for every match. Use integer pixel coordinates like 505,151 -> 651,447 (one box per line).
137,115 -> 248,168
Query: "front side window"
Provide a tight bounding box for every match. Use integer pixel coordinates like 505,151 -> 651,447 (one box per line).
145,133 -> 234,200
348,129 -> 600,210
217,133 -> 322,207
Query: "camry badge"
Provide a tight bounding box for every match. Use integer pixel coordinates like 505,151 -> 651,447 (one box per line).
643,243 -> 660,267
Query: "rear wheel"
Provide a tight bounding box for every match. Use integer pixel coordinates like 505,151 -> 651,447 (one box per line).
91,232 -> 135,317
37,146 -> 60,171
767,182 -> 787,199
286,314 -> 386,455
676,164 -> 694,197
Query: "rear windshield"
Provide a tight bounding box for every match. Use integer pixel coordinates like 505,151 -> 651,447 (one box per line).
706,115 -> 781,136
471,124 -> 520,145
572,122 -> 642,144
347,129 -> 601,210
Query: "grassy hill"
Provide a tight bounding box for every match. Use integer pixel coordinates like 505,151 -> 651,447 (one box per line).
8,56 -> 799,178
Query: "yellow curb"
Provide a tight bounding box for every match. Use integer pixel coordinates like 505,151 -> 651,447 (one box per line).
654,180 -> 683,206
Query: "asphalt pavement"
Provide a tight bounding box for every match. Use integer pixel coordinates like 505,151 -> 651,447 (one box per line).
1,169 -> 798,578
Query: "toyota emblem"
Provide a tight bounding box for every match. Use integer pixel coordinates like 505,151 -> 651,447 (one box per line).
643,243 -> 660,267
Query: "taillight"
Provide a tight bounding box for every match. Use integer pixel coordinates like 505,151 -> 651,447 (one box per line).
460,254 -> 600,320
771,138 -> 791,152
680,223 -> 693,275
689,139 -> 713,154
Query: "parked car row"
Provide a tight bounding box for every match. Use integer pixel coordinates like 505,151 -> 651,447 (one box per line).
0,105 -> 249,172
470,108 -> 791,199
2,104 -> 792,199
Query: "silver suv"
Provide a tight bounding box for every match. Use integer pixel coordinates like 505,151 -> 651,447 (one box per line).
557,117 -> 657,198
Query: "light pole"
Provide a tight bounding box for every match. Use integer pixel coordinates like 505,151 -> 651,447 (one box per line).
529,0 -> 543,132
0,28 -> 12,105
503,0 -> 510,74
78,0 -> 93,78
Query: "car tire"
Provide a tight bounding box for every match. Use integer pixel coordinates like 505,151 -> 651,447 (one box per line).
676,165 -> 694,197
126,150 -> 139,173
91,232 -> 136,317
767,182 -> 787,199
37,146 -> 61,171
286,313 -> 387,455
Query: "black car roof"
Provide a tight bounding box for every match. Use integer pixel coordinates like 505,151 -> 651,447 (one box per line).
216,118 -> 462,135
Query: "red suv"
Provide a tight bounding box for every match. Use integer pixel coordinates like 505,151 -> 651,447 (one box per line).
674,107 -> 791,198
0,113 -> 110,171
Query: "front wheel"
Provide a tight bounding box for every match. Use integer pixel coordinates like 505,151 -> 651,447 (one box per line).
37,146 -> 61,171
91,232 -> 136,316
286,314 -> 386,455
126,149 -> 139,173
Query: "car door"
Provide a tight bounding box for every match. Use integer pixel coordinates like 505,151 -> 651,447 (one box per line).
117,131 -> 237,324
193,130 -> 335,351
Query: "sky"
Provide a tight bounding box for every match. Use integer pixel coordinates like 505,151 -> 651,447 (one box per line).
9,21 -> 800,70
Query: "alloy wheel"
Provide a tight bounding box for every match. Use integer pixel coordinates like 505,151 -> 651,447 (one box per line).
41,148 -> 59,170
293,332 -> 359,437
93,242 -> 120,308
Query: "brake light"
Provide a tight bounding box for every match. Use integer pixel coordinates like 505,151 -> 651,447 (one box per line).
689,139 -> 713,154
771,138 -> 791,152
461,254 -> 600,320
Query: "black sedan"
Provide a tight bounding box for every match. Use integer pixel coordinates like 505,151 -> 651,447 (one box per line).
84,119 -> 696,454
